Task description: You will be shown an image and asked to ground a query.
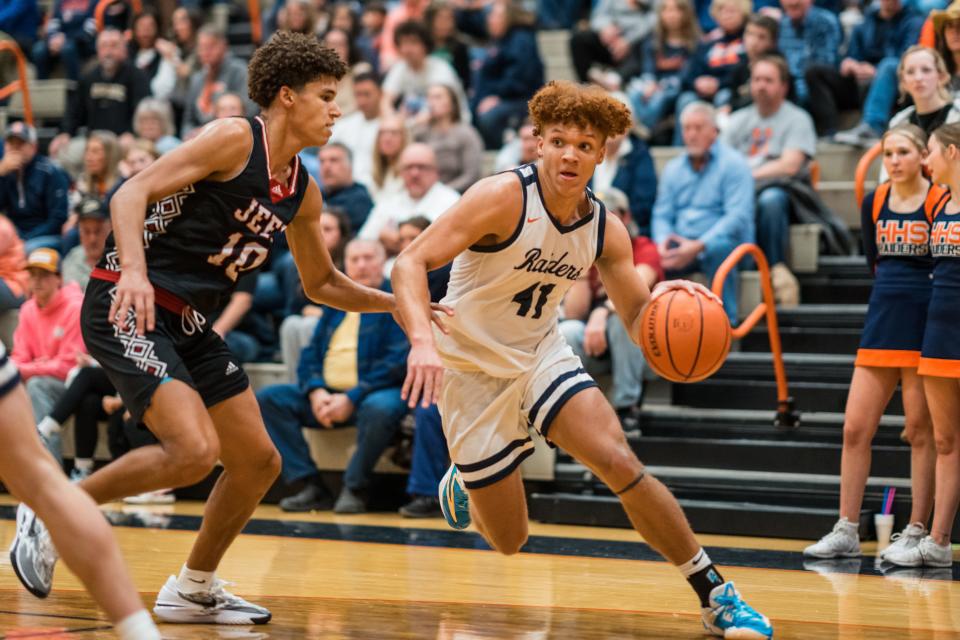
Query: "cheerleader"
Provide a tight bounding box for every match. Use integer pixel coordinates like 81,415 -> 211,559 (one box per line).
805,124 -> 940,561
885,122 -> 960,567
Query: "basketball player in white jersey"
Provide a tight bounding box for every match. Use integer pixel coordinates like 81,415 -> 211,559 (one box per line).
393,81 -> 773,639
0,343 -> 161,639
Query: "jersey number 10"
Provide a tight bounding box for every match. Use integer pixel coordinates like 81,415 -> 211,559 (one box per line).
512,282 -> 555,319
208,232 -> 270,281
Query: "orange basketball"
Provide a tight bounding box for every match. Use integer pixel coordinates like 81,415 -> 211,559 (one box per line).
638,288 -> 731,383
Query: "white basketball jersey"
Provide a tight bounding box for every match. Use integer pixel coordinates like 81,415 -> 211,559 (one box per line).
435,163 -> 607,377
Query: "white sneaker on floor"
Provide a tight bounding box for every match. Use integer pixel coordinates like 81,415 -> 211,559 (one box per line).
880,522 -> 926,561
8,503 -> 60,598
123,489 -> 176,505
803,518 -> 860,558
883,535 -> 953,568
153,575 -> 271,625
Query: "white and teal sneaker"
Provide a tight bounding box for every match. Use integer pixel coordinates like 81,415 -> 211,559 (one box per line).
702,582 -> 773,639
438,464 -> 471,530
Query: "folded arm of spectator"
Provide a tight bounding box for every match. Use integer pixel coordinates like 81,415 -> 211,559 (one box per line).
752,149 -> 806,181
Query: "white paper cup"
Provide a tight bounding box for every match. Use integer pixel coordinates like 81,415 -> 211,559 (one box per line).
875,513 -> 895,549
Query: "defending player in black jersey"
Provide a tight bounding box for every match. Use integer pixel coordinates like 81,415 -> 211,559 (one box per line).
10,32 -> 399,625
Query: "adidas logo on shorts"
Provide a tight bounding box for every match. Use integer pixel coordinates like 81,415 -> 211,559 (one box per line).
225,362 -> 240,375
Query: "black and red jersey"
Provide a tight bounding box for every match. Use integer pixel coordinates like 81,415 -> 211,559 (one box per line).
95,116 -> 309,315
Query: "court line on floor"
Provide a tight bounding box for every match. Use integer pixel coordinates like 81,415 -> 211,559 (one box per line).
0,609 -> 106,623
0,627 -> 113,639
2,506 -> 956,582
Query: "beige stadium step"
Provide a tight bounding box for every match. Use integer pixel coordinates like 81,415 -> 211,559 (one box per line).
819,180 -> 869,230
246,362 -> 289,390
537,30 -> 571,58
537,30 -> 576,83
7,79 -> 72,121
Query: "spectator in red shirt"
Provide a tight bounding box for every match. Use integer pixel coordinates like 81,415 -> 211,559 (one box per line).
10,248 -> 85,422
560,187 -> 662,435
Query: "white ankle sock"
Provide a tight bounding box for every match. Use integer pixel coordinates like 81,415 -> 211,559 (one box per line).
677,549 -> 713,578
74,458 -> 94,472
115,609 -> 160,640
37,416 -> 61,439
177,564 -> 215,594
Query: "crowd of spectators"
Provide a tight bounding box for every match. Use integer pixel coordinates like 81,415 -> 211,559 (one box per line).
0,0 -> 954,516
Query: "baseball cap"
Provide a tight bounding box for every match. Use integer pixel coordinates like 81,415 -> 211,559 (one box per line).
5,121 -> 37,145
26,248 -> 60,274
596,187 -> 630,213
74,196 -> 108,221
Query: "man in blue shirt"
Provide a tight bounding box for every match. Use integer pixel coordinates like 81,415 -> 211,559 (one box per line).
826,0 -> 924,145
652,102 -> 755,320
0,122 -> 69,254
778,0 -> 842,105
257,239 -> 410,515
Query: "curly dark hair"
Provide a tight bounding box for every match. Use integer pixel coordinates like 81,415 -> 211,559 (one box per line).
528,81 -> 632,141
248,31 -> 348,108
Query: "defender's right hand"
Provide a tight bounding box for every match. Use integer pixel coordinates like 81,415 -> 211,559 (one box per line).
109,270 -> 155,336
403,343 -> 444,409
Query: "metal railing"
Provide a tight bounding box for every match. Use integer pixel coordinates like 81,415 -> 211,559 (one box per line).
711,243 -> 800,428
248,0 -> 262,45
0,41 -> 33,126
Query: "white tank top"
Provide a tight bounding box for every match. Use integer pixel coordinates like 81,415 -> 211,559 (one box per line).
435,163 -> 607,377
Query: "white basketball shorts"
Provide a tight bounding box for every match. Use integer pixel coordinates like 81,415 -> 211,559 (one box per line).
438,335 -> 597,489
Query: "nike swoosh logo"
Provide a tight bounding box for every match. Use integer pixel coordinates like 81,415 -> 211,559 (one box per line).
527,217 -> 541,223
188,578 -> 207,584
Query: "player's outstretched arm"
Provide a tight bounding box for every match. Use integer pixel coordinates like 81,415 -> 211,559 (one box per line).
287,178 -> 394,313
108,118 -> 254,335
393,172 -> 522,407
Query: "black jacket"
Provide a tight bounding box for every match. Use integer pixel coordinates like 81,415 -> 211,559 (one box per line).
63,61 -> 149,136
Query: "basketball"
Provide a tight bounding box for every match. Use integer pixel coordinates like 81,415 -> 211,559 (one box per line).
638,288 -> 732,383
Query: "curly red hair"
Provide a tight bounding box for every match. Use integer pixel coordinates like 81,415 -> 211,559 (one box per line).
528,81 -> 632,141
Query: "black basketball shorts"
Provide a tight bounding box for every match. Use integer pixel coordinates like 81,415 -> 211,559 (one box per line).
82,276 -> 250,424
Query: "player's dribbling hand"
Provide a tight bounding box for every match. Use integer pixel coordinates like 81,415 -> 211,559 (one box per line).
651,279 -> 723,305
402,343 -> 444,409
110,270 -> 156,336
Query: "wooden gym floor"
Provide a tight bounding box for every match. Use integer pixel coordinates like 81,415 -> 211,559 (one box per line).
0,498 -> 957,638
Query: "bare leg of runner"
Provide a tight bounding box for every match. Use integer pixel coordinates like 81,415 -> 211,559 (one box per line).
2,384 -> 160,639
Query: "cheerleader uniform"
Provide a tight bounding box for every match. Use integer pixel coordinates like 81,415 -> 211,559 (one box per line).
856,183 -> 945,368
919,190 -> 960,377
